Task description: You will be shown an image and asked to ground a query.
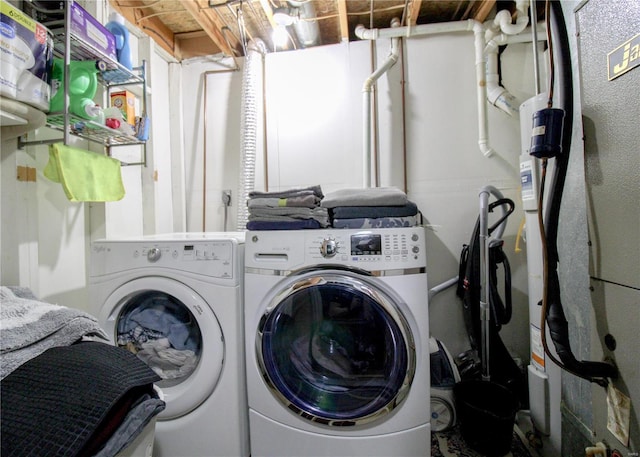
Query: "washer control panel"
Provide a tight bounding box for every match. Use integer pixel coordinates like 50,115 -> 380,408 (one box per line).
313,230 -> 423,265
247,228 -> 426,271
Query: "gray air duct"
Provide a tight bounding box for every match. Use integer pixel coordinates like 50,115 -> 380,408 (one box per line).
283,1 -> 322,48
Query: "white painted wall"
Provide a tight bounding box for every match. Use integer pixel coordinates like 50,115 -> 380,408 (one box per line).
0,1 -> 176,310
181,57 -> 245,232
182,31 -> 540,362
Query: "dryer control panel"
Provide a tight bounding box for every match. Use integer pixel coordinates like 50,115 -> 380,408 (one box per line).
246,227 -> 426,272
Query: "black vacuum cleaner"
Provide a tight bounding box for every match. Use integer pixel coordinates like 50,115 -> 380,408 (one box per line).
454,186 -> 524,457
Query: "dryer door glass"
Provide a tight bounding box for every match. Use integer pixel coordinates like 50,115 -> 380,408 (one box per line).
116,291 -> 202,388
258,272 -> 415,426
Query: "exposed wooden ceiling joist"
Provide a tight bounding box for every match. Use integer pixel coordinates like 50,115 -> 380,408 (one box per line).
181,0 -> 237,57
110,0 -> 177,57
108,1 -> 526,62
336,0 -> 349,42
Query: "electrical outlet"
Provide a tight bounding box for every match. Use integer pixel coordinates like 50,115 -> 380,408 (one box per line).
222,190 -> 232,207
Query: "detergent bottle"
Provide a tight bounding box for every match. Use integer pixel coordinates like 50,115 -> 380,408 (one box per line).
105,12 -> 133,70
49,58 -> 101,120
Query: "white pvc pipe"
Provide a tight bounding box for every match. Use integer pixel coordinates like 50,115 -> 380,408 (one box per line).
361,18 -> 400,188
472,21 -> 494,158
355,19 -> 476,40
356,16 -> 547,160
487,0 -> 529,38
484,25 -> 547,118
485,43 -> 520,117
357,19 -> 495,158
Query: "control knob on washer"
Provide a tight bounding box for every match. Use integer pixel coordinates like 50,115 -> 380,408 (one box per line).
147,247 -> 161,262
320,238 -> 339,258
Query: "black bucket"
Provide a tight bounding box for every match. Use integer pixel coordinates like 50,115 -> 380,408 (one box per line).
453,379 -> 517,456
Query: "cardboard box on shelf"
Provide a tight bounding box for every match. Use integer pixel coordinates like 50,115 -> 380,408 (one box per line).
110,90 -> 136,126
68,1 -> 117,62
0,0 -> 54,111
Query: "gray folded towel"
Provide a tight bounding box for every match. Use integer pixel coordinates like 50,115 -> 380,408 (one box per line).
321,187 -> 408,208
248,207 -> 330,227
331,201 -> 418,219
247,195 -> 320,209
249,185 -> 324,199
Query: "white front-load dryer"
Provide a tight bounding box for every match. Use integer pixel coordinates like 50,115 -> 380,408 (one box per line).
89,232 -> 248,457
244,228 -> 431,457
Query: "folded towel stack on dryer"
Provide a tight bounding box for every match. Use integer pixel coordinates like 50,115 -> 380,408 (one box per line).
321,187 -> 420,229
246,185 -> 330,230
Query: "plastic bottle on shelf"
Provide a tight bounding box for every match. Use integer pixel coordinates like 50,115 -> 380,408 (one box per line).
105,12 -> 133,70
86,104 -> 105,125
71,99 -> 102,122
103,106 -> 135,136
49,59 -> 101,120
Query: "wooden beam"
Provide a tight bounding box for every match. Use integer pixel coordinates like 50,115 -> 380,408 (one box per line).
408,0 -> 422,26
473,0 -> 496,23
175,31 -> 220,60
336,0 -> 349,42
181,0 -> 236,56
109,0 -> 176,58
258,0 -> 278,28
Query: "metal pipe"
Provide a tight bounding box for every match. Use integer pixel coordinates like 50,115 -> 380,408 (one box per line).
478,185 -> 506,381
530,0 -> 541,94
428,276 -> 459,301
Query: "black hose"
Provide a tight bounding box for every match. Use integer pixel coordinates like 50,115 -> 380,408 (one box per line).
539,1 -> 617,385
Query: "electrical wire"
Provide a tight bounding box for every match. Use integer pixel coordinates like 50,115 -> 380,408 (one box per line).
545,0 -> 554,108
237,3 -> 249,56
537,161 -> 608,386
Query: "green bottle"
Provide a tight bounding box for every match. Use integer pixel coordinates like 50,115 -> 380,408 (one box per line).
49,59 -> 102,120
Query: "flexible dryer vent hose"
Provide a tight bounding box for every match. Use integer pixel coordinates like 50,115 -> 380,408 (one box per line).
237,39 -> 266,231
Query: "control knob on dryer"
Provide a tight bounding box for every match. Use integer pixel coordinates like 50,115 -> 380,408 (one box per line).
320,238 -> 339,258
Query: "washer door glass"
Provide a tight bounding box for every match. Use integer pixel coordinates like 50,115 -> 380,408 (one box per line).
117,291 -> 201,386
257,271 -> 415,426
102,277 -> 224,420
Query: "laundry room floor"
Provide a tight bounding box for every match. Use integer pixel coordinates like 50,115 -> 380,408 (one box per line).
431,420 -> 539,457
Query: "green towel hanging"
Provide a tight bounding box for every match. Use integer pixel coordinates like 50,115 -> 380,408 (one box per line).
44,143 -> 125,202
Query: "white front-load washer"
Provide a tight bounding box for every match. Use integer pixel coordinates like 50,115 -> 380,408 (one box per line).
244,228 -> 431,457
89,232 -> 248,457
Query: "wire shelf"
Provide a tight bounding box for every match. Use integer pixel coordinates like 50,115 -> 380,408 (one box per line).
46,113 -> 144,146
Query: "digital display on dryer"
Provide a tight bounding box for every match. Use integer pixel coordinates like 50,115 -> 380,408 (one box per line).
351,234 -> 382,256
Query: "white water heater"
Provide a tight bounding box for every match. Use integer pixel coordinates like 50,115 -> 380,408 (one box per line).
519,93 -> 562,457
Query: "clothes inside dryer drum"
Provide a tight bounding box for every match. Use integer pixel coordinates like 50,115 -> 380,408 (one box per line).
260,282 -> 410,424
117,291 -> 202,386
